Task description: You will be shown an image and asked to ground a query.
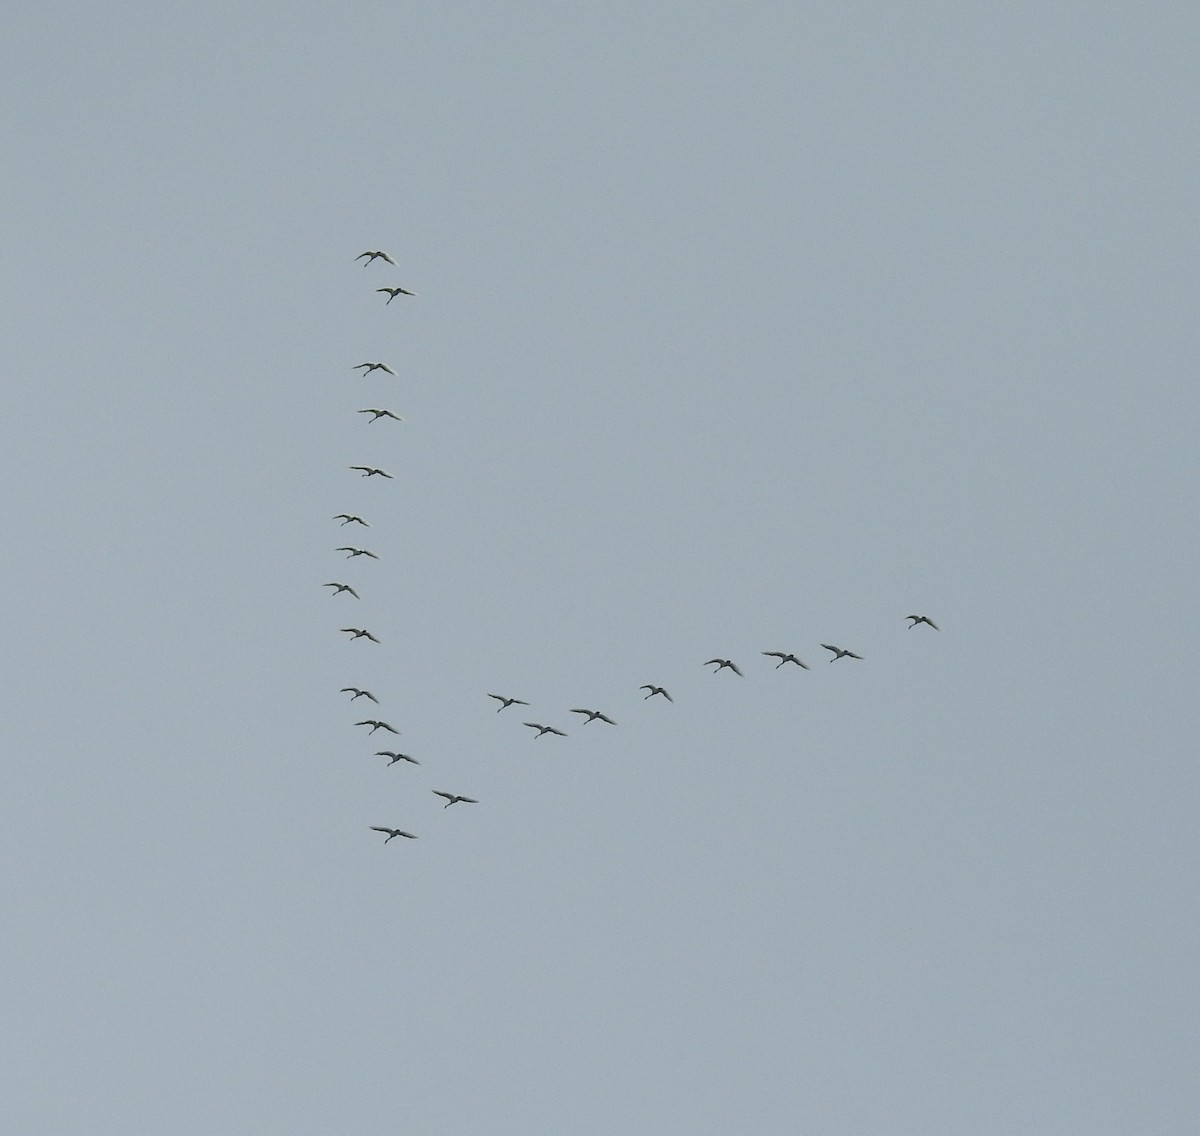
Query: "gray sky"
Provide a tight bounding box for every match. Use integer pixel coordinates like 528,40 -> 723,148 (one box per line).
4,3 -> 1198,1132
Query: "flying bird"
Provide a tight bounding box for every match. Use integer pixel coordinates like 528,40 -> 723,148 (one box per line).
906,615 -> 939,630
342,628 -> 381,643
377,286 -> 417,303
352,361 -> 396,376
487,694 -> 529,712
821,644 -> 863,661
323,582 -> 359,598
524,722 -> 567,738
349,466 -> 393,478
762,651 -> 810,669
369,826 -> 416,842
358,409 -> 404,423
334,514 -> 370,526
640,685 -> 673,702
433,791 -> 478,808
376,751 -> 419,766
356,251 -> 396,266
356,719 -> 398,735
570,708 -> 617,725
341,687 -> 378,703
705,658 -> 744,676
337,546 -> 379,559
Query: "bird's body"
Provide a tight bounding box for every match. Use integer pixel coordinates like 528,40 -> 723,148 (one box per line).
433,791 -> 478,808
524,722 -> 567,738
334,514 -> 370,527
341,687 -> 378,703
762,651 -> 810,669
356,251 -> 396,266
342,628 -> 381,643
640,685 -> 673,702
358,409 -> 404,423
906,615 -> 939,630
570,708 -> 617,725
821,644 -> 863,662
377,286 -> 417,303
323,582 -> 360,598
353,361 -> 396,376
705,658 -> 744,676
488,694 -> 529,712
357,719 -> 398,735
337,546 -> 379,559
369,826 -> 416,842
349,466 -> 393,479
376,751 -> 419,766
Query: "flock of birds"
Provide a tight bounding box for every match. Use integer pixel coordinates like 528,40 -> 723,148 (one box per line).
332,250 -> 940,848
326,251 -> 455,845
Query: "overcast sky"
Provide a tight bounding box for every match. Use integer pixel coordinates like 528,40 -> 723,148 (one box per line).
4,3 -> 1198,1133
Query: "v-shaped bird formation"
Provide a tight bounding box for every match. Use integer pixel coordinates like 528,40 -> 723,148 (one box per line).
331,249 -> 941,848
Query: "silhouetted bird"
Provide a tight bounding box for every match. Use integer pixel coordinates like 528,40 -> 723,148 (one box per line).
358,409 -> 404,423
762,651 -> 810,669
524,722 -> 567,738
640,685 -> 673,702
353,361 -> 396,375
433,791 -> 478,808
705,658 -> 744,676
323,582 -> 359,598
349,466 -> 393,479
376,751 -> 419,766
356,719 -> 398,735
906,615 -> 939,630
821,644 -> 863,661
487,694 -> 529,712
341,687 -> 378,702
377,286 -> 416,303
334,514 -> 370,527
337,546 -> 379,559
570,708 -> 617,725
369,826 -> 416,842
356,251 -> 396,266
342,628 -> 381,643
